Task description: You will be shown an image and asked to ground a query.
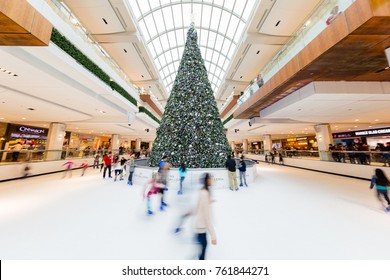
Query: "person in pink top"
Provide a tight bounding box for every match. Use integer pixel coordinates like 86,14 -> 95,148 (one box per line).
62,161 -> 74,178
144,173 -> 165,215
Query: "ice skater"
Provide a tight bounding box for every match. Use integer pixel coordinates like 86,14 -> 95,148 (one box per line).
144,173 -> 165,215
158,161 -> 170,210
80,161 -> 89,176
127,155 -> 135,186
370,168 -> 390,211
195,173 -> 217,260
279,152 -> 284,165
238,156 -> 248,187
62,161 -> 74,178
178,162 -> 188,195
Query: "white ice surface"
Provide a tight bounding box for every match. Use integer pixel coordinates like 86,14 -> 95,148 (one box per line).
0,163 -> 389,260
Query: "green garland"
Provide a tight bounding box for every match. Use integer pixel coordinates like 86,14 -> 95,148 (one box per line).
139,106 -> 161,124
223,114 -> 234,125
50,28 -> 137,106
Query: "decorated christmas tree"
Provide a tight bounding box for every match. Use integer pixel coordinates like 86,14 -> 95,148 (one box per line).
149,23 -> 230,168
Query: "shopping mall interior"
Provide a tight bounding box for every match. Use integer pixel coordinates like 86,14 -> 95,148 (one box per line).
0,0 -> 390,259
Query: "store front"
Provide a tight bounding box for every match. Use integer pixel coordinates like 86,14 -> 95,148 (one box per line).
281,136 -> 317,150
333,127 -> 390,149
1,123 -> 48,162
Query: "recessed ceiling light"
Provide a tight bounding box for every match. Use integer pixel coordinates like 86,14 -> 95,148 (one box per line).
348,128 -> 351,131
0,117 -> 4,120
374,119 -> 379,122
354,126 -> 358,128
369,126 -> 372,128
21,117 -> 26,120
355,119 -> 359,122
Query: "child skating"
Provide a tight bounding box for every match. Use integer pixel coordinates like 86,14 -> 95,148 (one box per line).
370,168 -> 390,211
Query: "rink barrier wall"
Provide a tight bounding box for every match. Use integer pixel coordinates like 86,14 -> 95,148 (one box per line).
245,154 -> 390,180
0,158 -> 95,182
0,158 -> 256,186
133,165 -> 256,189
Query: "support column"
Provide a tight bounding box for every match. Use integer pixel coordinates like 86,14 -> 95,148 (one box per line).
314,124 -> 333,161
111,134 -> 120,154
263,134 -> 272,152
149,141 -> 154,150
242,139 -> 248,154
136,138 -> 141,152
46,123 -> 66,161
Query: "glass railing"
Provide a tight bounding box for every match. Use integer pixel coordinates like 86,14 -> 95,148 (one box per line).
244,150 -> 390,167
0,148 -> 152,164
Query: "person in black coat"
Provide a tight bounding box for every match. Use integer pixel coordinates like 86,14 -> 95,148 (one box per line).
225,155 -> 238,191
238,156 -> 248,187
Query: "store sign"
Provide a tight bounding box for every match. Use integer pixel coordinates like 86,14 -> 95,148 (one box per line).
355,128 -> 390,136
19,126 -> 46,134
333,127 -> 390,138
287,138 -> 296,142
296,137 -> 307,141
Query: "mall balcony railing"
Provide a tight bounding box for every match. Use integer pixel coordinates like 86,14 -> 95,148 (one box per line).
0,148 -> 152,164
244,150 -> 390,167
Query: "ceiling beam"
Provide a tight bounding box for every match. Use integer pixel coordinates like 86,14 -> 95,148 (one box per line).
92,31 -> 141,43
244,32 -> 293,45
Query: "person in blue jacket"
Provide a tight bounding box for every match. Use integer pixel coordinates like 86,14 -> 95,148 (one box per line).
370,168 -> 390,210
178,162 -> 188,195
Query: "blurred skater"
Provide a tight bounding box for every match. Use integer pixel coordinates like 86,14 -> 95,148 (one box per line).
178,163 -> 188,195
144,173 -> 165,215
127,155 -> 135,186
158,161 -> 170,210
195,173 -> 217,260
80,161 -> 89,176
279,152 -> 284,165
370,168 -> 390,210
22,164 -> 31,179
63,161 -> 74,178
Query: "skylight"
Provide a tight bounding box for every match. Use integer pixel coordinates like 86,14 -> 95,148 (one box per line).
127,0 -> 256,95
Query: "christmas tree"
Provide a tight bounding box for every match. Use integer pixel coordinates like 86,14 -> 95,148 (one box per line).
149,23 -> 231,168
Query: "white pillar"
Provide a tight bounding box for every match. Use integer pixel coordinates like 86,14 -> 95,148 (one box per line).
149,141 -> 154,150
46,123 -> 66,160
136,138 -> 141,151
314,124 -> 333,161
263,134 -> 272,151
111,134 -> 120,154
242,139 -> 248,154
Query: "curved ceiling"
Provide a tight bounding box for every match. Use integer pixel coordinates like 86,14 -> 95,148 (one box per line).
127,0 -> 257,95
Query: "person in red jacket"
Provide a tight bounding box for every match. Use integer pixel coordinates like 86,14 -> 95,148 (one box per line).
102,152 -> 112,179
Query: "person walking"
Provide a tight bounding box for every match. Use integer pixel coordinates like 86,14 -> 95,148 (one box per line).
178,163 -> 188,195
238,156 -> 248,187
195,173 -> 217,260
225,155 -> 238,191
370,168 -> 390,210
102,152 -> 112,179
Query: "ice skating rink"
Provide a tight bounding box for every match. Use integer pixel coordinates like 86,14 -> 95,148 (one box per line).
0,163 -> 389,260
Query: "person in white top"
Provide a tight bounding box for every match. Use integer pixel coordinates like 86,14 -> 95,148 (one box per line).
195,173 -> 217,260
